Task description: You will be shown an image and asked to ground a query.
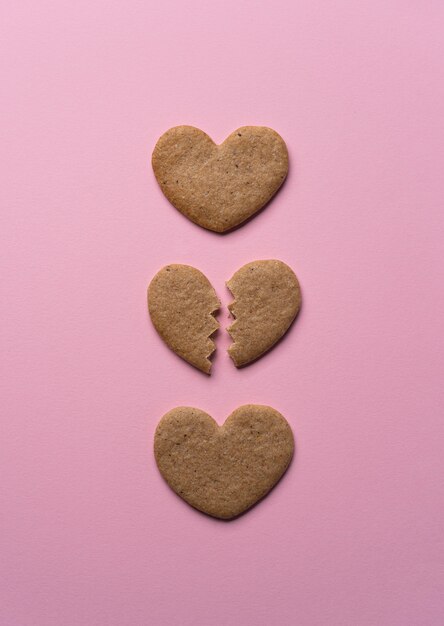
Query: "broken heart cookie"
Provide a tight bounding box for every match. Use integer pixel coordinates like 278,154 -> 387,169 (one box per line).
227,260 -> 301,367
148,260 -> 300,370
152,126 -> 288,232
148,264 -> 219,374
154,405 -> 294,519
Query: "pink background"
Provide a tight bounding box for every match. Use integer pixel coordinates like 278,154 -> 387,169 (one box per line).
1,1 -> 444,624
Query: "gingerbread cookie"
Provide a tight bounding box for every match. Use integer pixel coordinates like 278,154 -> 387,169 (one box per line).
148,264 -> 220,374
154,405 -> 294,519
152,126 -> 288,232
227,260 -> 301,367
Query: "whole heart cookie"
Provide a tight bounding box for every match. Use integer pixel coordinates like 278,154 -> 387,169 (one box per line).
154,405 -> 294,519
148,264 -> 220,374
227,260 -> 301,367
152,126 -> 288,232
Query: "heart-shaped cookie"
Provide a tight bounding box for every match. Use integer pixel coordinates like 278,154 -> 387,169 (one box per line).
148,264 -> 220,374
152,126 -> 288,232
154,405 -> 294,519
227,260 -> 301,367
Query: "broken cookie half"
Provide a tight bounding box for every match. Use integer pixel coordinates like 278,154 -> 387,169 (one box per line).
227,260 -> 301,367
148,264 -> 220,374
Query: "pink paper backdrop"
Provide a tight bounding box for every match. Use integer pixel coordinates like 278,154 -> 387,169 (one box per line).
1,1 -> 443,624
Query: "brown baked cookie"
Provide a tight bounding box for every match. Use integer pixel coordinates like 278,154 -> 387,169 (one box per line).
154,405 -> 294,519
152,126 -> 288,233
227,260 -> 301,367
148,264 -> 220,374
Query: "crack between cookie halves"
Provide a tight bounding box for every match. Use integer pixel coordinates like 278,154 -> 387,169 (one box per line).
204,303 -> 220,374
226,283 -> 242,368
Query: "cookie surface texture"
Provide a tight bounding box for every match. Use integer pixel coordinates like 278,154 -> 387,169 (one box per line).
152,125 -> 288,233
154,405 -> 294,519
227,259 -> 301,367
148,264 -> 220,374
